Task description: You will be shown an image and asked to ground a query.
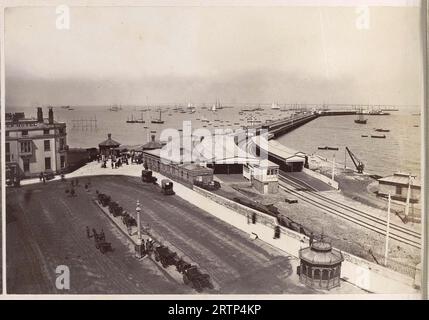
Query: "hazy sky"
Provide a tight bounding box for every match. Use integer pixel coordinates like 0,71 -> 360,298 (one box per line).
5,5 -> 423,106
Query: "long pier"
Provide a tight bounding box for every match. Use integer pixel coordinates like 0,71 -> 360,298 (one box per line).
247,109 -> 378,139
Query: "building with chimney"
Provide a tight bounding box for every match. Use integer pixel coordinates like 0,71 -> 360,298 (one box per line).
5,107 -> 68,179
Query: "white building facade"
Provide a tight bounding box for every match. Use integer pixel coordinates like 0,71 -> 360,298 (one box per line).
5,107 -> 68,179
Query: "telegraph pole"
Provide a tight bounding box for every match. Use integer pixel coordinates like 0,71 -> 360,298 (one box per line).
404,174 -> 412,220
384,193 -> 392,266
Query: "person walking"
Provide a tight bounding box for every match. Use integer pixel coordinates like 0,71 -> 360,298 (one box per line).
309,232 -> 314,246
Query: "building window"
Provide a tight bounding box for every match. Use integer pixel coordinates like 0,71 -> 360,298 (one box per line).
22,130 -> 28,136
60,155 -> 65,168
6,143 -> 10,153
395,185 -> 402,195
6,131 -> 9,137
45,157 -> 51,170
59,138 -> 65,151
43,129 -> 50,135
6,154 -> 11,162
44,140 -> 51,151
20,141 -> 31,153
23,158 -> 30,172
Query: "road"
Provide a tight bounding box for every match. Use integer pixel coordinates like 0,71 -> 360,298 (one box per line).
7,176 -> 312,294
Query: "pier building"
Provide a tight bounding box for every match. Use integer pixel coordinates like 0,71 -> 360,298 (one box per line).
243,160 -> 279,194
251,136 -> 307,172
142,148 -> 214,186
377,173 -> 421,203
5,107 -> 68,179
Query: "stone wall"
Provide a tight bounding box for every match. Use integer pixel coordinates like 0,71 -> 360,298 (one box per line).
302,167 -> 339,189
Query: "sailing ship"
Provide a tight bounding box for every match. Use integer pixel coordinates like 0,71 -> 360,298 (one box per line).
271,102 -> 280,110
126,114 -> 137,123
354,109 -> 367,124
135,111 -> 145,123
151,110 -> 164,124
211,98 -> 223,112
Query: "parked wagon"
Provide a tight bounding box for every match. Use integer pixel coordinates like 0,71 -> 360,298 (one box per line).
154,245 -> 179,268
92,228 -> 113,254
161,179 -> 175,195
183,266 -> 213,292
108,201 -> 123,217
122,212 -> 137,227
175,258 -> 192,274
141,170 -> 157,184
97,193 -> 111,207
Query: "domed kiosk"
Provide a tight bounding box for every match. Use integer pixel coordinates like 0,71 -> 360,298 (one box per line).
298,238 -> 344,290
99,133 -> 121,156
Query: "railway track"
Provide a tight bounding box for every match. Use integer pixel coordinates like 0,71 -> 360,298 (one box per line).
278,173 -> 421,249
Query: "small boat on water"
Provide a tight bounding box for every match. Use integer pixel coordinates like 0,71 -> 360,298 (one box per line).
374,128 -> 390,132
354,117 -> 367,124
109,105 -> 122,112
318,146 -> 339,151
371,134 -> 386,139
413,125 -> 419,127
361,135 -> 368,137
151,110 -> 164,124
368,110 -> 390,116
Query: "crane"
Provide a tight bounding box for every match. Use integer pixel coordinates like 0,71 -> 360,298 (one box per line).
345,147 -> 364,173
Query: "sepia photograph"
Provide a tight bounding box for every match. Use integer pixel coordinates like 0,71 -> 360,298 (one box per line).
2,1 -> 425,297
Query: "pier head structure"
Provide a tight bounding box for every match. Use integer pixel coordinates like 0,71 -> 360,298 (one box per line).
5,107 -> 68,179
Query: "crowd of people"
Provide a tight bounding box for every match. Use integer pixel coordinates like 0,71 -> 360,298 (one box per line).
97,151 -> 144,169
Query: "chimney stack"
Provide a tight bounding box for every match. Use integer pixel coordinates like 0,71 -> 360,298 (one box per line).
48,107 -> 54,124
37,107 -> 43,123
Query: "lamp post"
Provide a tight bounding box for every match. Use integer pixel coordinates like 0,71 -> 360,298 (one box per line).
135,200 -> 143,259
136,200 -> 141,240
